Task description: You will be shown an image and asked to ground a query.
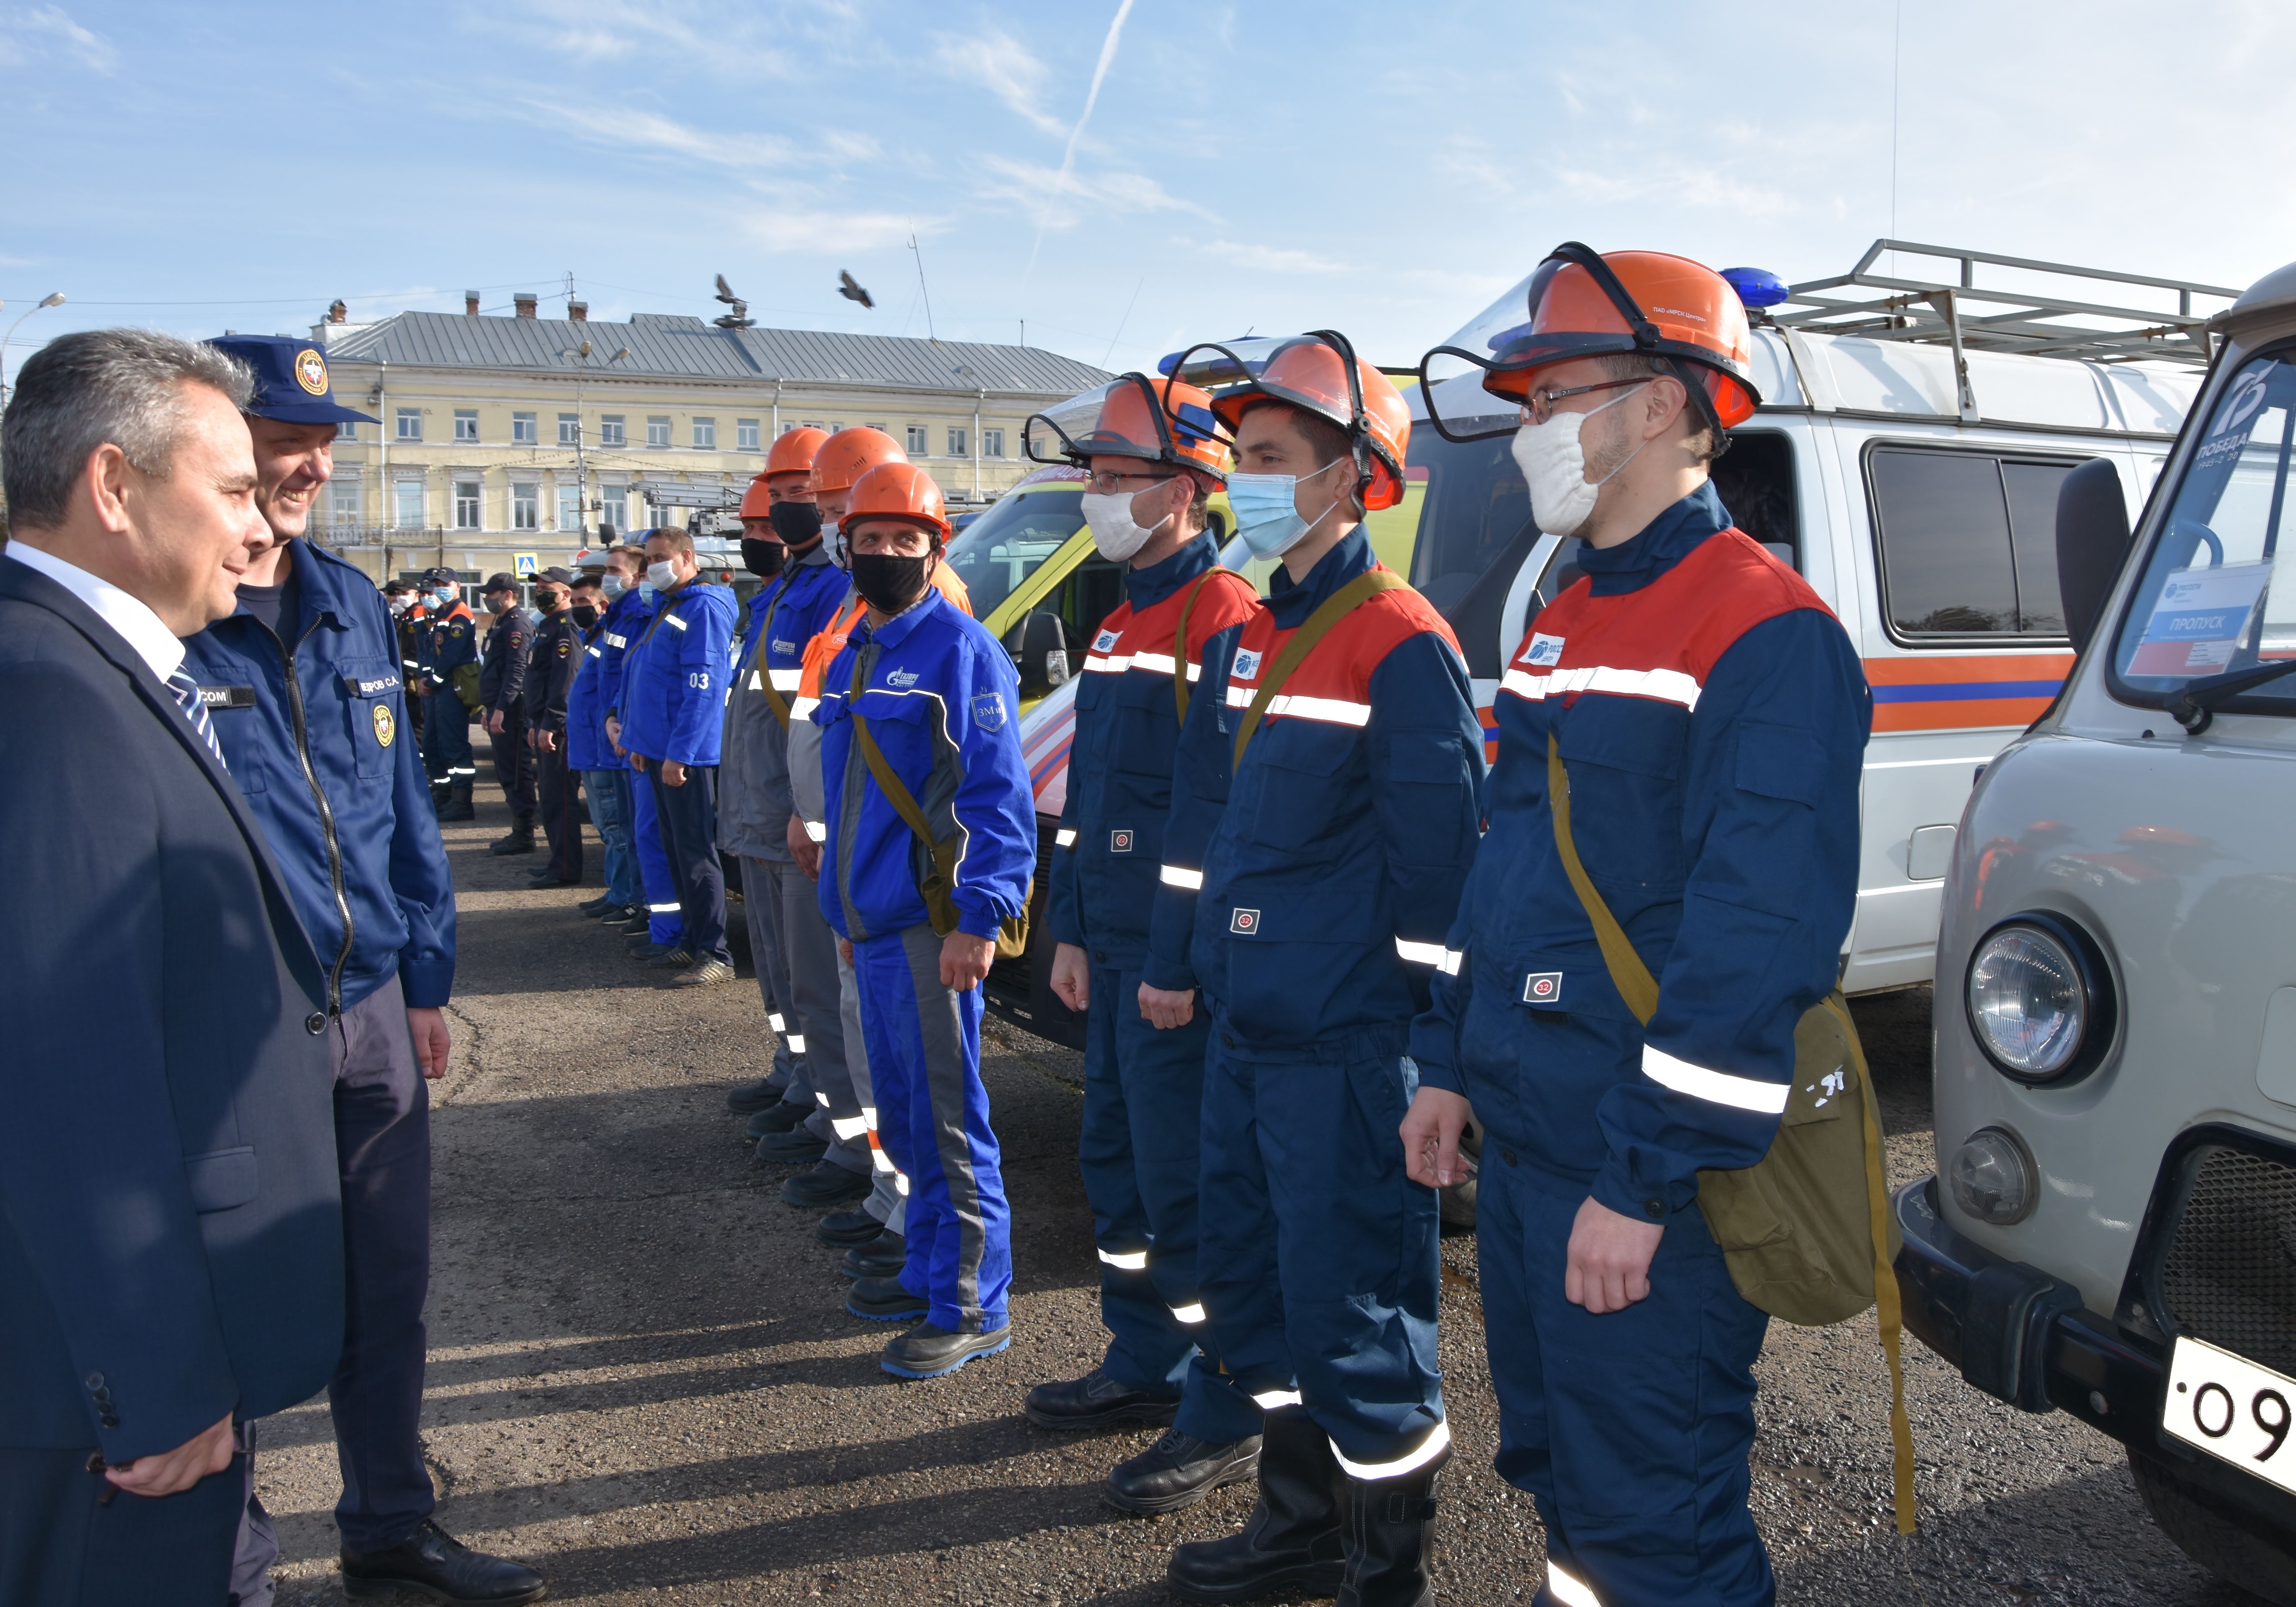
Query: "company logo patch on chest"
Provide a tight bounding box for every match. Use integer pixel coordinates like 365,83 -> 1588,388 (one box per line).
1230,907 -> 1260,935
1522,971 -> 1562,1004
1093,629 -> 1121,653
1109,829 -> 1133,853
771,638 -> 797,654
885,669 -> 920,688
1231,648 -> 1263,681
1524,633 -> 1566,667
973,691 -> 1007,732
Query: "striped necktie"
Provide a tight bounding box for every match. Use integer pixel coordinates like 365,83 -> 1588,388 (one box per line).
164,669 -> 228,770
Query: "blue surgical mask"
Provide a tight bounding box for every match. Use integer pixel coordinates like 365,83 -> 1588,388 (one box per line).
1227,461 -> 1344,560
638,582 -> 656,604
430,586 -> 457,607
601,576 -> 627,599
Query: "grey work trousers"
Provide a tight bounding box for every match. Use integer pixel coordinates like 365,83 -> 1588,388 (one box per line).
838,943 -> 908,1233
774,864 -> 874,1179
738,856 -> 800,1090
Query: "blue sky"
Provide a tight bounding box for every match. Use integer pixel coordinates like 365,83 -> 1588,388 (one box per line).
5,0 -> 2295,389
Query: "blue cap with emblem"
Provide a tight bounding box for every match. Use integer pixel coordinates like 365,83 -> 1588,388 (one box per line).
204,335 -> 379,426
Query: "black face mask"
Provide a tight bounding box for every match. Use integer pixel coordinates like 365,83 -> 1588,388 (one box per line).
769,499 -> 824,548
740,538 -> 787,579
850,552 -> 932,615
570,603 -> 600,628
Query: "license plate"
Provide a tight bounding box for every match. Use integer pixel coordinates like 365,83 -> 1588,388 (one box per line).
2163,1335 -> 2296,1493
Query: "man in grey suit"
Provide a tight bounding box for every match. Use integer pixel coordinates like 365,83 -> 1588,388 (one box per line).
0,331 -> 346,1606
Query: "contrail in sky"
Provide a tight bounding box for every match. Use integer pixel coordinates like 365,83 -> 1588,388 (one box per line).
1021,0 -> 1138,289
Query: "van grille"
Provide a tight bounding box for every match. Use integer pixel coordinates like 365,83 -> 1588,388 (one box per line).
2159,1146 -> 2296,1377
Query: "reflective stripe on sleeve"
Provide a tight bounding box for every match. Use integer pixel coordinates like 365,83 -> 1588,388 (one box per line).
1222,685 -> 1372,726
769,667 -> 801,690
1641,1045 -> 1789,1113
1159,864 -> 1204,890
587,646 -> 602,658
1251,1389 -> 1304,1411
803,820 -> 826,843
604,632 -> 627,648
1329,1419 -> 1452,1480
1055,828 -> 1078,848
1500,664 -> 1701,710
1437,948 -> 1464,976
830,1115 -> 868,1141
1097,1248 -> 1149,1270
1546,1563 -> 1603,1607
664,613 -> 689,632
1394,938 -> 1446,966
1169,1302 -> 1207,1325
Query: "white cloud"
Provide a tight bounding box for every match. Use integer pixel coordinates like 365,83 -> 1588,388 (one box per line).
973,154 -> 1214,230
0,5 -> 116,73
934,28 -> 1064,136
1200,240 -> 1348,275
741,210 -> 941,255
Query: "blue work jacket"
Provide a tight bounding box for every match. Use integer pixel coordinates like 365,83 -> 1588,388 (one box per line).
180,538 -> 456,1012
567,586 -> 654,772
813,588 -> 1034,944
1408,483 -> 1873,1222
1143,528 -> 1486,1051
619,579 -> 736,767
1047,534 -> 1258,971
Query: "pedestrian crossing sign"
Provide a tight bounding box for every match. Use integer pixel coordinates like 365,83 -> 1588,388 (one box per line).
513,553 -> 539,576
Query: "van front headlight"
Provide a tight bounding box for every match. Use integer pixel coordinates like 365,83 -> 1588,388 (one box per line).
1964,913 -> 2116,1085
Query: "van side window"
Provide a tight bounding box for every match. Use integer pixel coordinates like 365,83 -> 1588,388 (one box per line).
1870,447 -> 2078,638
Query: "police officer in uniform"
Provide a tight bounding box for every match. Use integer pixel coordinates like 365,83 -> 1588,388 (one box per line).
416,566 -> 480,821
385,581 -> 427,743
522,566 -> 586,887
180,336 -> 543,1606
477,572 -> 537,856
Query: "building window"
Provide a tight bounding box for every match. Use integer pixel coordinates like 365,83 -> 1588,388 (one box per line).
395,408 -> 421,442
1868,447 -> 2079,638
600,415 -> 625,447
393,480 -> 424,529
827,421 -> 844,434
737,419 -> 761,452
947,426 -> 968,458
453,409 -> 479,442
803,420 -> 826,431
601,484 -> 627,532
511,482 -> 539,532
336,419 -> 358,442
906,425 -> 928,455
329,481 -> 361,525
982,427 -> 1005,459
512,412 -> 538,445
557,413 -> 579,446
647,416 -> 671,448
556,483 -> 583,532
692,417 -> 716,450
453,480 -> 481,531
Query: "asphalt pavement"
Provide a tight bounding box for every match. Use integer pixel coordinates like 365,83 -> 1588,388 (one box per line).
249,798 -> 2262,1604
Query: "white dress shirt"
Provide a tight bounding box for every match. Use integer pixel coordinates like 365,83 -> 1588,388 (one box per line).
3,541 -> 186,682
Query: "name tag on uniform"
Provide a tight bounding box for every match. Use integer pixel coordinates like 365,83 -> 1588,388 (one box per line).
198,685 -> 256,710
343,672 -> 402,698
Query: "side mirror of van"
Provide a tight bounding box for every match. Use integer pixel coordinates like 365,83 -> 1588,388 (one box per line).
1010,610 -> 1069,697
2056,458 -> 2132,653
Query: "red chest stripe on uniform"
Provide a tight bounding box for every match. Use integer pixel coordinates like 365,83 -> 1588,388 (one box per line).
1863,651 -> 2073,732
1223,572 -> 1459,730
1081,571 -> 1256,681
1499,529 -> 1833,711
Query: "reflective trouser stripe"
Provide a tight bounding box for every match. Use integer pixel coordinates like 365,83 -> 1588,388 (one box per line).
894,1172 -> 910,1196
1055,828 -> 1077,847
1160,864 -> 1203,890
1394,937 -> 1446,966
768,1013 -> 785,1032
815,1090 -> 831,1108
1169,1302 -> 1207,1325
787,1034 -> 805,1054
1328,1419 -> 1451,1480
649,902 -> 681,913
768,667 -> 801,689
872,1145 -> 895,1174
1098,1248 -> 1149,1270
1546,1563 -> 1602,1607
1641,1044 -> 1789,1113
1251,1389 -> 1304,1411
830,1115 -> 868,1141
1437,948 -> 1464,975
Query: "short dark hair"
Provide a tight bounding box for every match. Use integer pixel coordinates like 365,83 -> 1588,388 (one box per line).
571,572 -> 604,592
1597,353 -> 1719,464
1,329 -> 254,530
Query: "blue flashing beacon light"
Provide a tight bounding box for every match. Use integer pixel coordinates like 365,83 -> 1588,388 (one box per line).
1721,266 -> 1790,310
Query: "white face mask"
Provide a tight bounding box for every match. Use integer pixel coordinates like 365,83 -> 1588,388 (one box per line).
1079,479 -> 1174,563
1509,382 -> 1650,538
645,559 -> 678,590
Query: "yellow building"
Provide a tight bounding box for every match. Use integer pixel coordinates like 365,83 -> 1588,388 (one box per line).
309,293 -> 1111,582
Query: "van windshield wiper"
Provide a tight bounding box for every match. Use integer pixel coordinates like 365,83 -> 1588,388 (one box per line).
2172,658 -> 2296,734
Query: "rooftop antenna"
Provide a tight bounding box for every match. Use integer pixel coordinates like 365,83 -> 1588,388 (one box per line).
909,233 -> 938,343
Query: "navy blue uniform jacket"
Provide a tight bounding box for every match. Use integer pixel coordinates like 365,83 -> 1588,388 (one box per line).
1409,484 -> 1872,1220
181,538 -> 456,1013
567,584 -> 654,773
0,558 -> 344,1460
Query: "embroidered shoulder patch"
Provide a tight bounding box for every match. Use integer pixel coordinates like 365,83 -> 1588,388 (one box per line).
1231,647 -> 1263,680
972,691 -> 1007,732
1524,633 -> 1566,667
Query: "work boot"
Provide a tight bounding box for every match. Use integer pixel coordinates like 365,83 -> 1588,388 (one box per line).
489,819 -> 536,855
1335,1447 -> 1450,1607
747,1099 -> 811,1138
1169,1407 -> 1346,1604
339,1519 -> 543,1604
781,1160 -> 871,1208
1107,1429 -> 1264,1516
428,779 -> 451,811
1025,1367 -> 1182,1432
817,1208 -> 885,1248
841,1232 -> 907,1281
436,780 -> 475,822
846,1275 -> 929,1323
666,958 -> 736,987
756,1128 -> 828,1164
727,1077 -> 780,1114
881,1320 -> 1012,1380
578,894 -> 616,917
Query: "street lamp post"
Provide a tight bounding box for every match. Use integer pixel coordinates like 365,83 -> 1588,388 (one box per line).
0,292 -> 67,413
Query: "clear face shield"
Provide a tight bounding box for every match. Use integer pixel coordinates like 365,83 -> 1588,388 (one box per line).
1023,373 -> 1229,484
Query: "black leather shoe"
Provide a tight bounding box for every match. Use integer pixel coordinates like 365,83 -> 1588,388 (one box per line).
603,908 -> 649,932
340,1519 -> 544,1604
747,1100 -> 810,1137
781,1160 -> 871,1208
490,824 -> 536,856
846,1274 -> 928,1323
1107,1429 -> 1263,1515
578,895 -> 615,917
882,1320 -> 1011,1379
841,1232 -> 906,1281
756,1128 -> 827,1164
727,1077 -> 780,1114
1335,1447 -> 1449,1607
1024,1367 -> 1182,1431
1169,1407 -> 1345,1603
816,1207 -> 884,1248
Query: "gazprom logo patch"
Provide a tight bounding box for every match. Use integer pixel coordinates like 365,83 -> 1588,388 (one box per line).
885,669 -> 919,688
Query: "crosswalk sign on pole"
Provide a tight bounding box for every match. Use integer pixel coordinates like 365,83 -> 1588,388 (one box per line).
513,553 -> 538,576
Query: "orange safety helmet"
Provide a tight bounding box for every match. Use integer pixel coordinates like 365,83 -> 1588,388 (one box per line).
844,460 -> 951,544
1165,332 -> 1411,511
1419,242 -> 1759,447
812,426 -> 907,495
737,473 -> 775,521
1023,374 -> 1230,484
766,424 -> 828,481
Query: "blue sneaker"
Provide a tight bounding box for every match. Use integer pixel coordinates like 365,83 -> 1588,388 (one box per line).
846,1275 -> 928,1323
881,1321 -> 1013,1380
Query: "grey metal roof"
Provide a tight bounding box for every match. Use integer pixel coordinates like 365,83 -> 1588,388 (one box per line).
322,311 -> 1112,397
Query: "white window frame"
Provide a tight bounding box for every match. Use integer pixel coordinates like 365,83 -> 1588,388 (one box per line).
906,425 -> 928,455
328,478 -> 363,526
396,408 -> 422,443
647,416 -> 671,448
736,418 -> 761,452
600,414 -> 626,447
452,479 -> 482,531
601,482 -> 628,532
555,482 -> 583,532
946,426 -> 967,458
335,419 -> 359,442
392,478 -> 425,529
558,412 -> 580,446
982,427 -> 1005,459
510,480 -> 540,533
512,412 -> 538,445
453,409 -> 480,443
691,416 -> 716,450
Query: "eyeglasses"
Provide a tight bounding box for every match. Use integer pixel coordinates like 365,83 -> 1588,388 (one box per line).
1084,469 -> 1172,496
1518,376 -> 1650,426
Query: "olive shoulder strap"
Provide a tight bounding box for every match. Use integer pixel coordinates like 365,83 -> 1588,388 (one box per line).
1230,568 -> 1404,770
1171,567 -> 1247,726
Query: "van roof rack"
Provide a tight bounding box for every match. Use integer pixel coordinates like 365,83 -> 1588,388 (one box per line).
1769,240 -> 2239,369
